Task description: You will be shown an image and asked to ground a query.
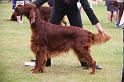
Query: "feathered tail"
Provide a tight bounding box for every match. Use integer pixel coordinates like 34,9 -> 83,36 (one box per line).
92,32 -> 111,45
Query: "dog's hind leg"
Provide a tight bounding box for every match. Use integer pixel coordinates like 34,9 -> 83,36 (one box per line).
74,45 -> 96,74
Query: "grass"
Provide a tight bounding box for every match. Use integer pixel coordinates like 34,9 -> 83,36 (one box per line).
0,2 -> 123,82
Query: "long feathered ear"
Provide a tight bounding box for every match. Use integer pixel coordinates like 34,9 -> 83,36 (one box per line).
30,8 -> 36,24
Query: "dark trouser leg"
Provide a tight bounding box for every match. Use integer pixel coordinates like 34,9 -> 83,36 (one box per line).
12,0 -> 16,10
49,9 -> 65,25
46,58 -> 51,67
80,62 -> 88,67
118,2 -> 124,23
66,8 -> 85,67
66,7 -> 83,27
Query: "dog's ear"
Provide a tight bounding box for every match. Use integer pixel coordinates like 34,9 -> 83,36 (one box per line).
28,4 -> 37,24
30,7 -> 36,24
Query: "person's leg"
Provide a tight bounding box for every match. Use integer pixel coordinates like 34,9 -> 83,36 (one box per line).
113,11 -> 119,28
118,2 -> 124,24
16,15 -> 23,23
66,8 -> 91,67
107,11 -> 112,22
66,8 -> 83,27
45,58 -> 51,67
46,9 -> 65,66
111,11 -> 113,22
12,0 -> 16,12
113,11 -> 118,22
49,9 -> 65,25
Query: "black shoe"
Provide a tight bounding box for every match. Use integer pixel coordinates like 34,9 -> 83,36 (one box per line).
80,61 -> 102,69
30,59 -> 51,67
80,61 -> 87,67
31,59 -> 35,62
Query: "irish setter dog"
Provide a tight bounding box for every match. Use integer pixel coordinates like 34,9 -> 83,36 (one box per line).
10,5 -> 23,21
15,4 -> 110,74
10,5 -> 51,22
10,5 -> 67,25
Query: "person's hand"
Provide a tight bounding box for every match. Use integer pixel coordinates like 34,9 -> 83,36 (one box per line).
95,23 -> 106,35
95,23 -> 111,40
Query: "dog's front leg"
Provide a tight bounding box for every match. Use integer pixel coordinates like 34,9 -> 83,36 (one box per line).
32,52 -> 47,73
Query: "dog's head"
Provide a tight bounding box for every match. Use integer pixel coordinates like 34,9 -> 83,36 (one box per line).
15,4 -> 37,24
10,5 -> 23,21
14,5 -> 24,16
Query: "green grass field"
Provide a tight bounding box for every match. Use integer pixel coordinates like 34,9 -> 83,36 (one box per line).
0,2 -> 123,82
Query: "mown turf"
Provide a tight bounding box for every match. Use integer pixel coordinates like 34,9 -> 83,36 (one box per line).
0,2 -> 123,82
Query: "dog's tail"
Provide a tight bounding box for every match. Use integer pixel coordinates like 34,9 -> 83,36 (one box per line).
92,32 -> 111,45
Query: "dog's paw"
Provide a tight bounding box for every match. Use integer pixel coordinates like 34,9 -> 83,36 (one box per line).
89,71 -> 95,75
32,68 -> 46,73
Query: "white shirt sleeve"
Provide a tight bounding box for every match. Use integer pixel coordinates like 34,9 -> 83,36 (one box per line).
77,2 -> 82,9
